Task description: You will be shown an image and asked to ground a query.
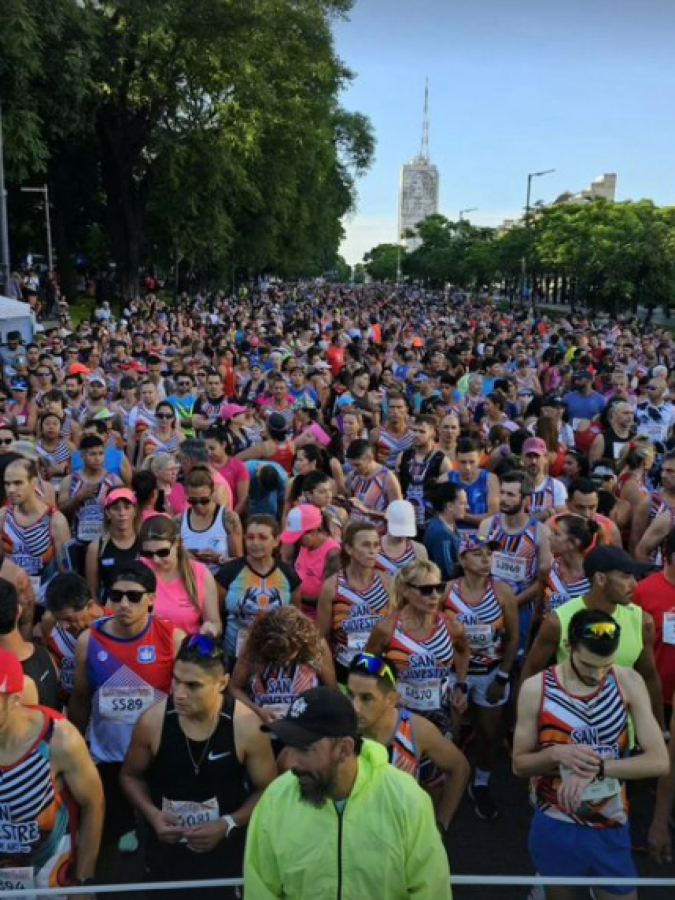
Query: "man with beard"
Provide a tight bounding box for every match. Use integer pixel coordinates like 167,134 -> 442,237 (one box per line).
480,471 -> 552,652
244,686 -> 451,899
521,437 -> 567,522
79,374 -> 109,423
397,414 -> 451,536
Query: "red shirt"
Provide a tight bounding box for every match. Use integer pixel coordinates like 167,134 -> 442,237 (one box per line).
326,345 -> 345,376
633,571 -> 675,705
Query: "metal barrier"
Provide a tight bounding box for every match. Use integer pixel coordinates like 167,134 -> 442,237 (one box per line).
2,875 -> 675,897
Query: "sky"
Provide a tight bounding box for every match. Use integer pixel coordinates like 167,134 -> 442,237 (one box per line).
334,0 -> 675,264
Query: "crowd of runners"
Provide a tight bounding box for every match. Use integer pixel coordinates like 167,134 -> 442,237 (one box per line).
0,283 -> 675,899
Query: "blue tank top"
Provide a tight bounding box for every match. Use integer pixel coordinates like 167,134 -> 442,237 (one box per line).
449,469 -> 489,530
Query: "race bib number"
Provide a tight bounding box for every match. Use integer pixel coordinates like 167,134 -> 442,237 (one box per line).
492,552 -> 527,584
347,631 -> 369,652
261,701 -> 292,717
465,623 -> 493,650
399,679 -> 442,712
99,685 -> 154,723
162,797 -> 219,828
663,611 -> 675,646
0,867 -> 34,893
77,504 -> 103,543
612,442 -> 627,460
560,766 -> 621,801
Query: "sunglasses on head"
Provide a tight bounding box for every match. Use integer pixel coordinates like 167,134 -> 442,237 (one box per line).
351,652 -> 396,687
142,547 -> 172,559
184,634 -> 224,660
109,588 -> 147,604
408,581 -> 446,596
580,621 -> 619,640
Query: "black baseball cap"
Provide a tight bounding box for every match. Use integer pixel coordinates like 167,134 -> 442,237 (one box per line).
261,687 -> 358,747
583,546 -> 650,580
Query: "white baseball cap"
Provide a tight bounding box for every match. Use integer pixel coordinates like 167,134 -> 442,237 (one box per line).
386,500 -> 417,538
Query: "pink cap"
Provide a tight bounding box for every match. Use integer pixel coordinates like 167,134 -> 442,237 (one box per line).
523,437 -> 547,457
220,403 -> 247,422
280,504 -> 323,544
304,422 -> 331,447
0,648 -> 24,695
104,487 -> 138,507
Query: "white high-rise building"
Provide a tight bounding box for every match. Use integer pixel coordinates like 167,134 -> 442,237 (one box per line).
399,81 -> 439,252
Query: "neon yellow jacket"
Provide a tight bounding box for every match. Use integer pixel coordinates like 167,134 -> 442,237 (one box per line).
244,739 -> 452,900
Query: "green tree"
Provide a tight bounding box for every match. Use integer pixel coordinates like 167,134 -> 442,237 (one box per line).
0,0 -> 374,297
363,243 -> 401,281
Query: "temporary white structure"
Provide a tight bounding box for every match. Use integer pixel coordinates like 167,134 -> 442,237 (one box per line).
0,296 -> 36,343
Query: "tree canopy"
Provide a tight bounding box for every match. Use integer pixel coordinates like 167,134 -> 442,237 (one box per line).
367,200 -> 675,313
0,0 -> 375,297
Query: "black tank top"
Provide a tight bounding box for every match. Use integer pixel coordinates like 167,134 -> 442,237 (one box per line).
146,694 -> 249,878
98,536 -> 141,597
22,645 -> 60,710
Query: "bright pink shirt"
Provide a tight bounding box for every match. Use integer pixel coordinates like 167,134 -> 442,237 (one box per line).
217,457 -> 250,496
146,557 -> 208,635
295,537 -> 340,599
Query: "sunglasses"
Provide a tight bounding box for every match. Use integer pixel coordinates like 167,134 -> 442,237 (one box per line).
177,381 -> 192,387
0,437 -> 13,446
582,621 -> 619,639
109,588 -> 147,604
188,496 -> 212,507
37,371 -> 52,377
409,582 -> 446,596
142,547 -> 172,559
350,652 -> 396,687
156,413 -> 175,420
184,634 -> 224,660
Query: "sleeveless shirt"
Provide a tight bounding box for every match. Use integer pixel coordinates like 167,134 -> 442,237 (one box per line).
146,695 -> 248,878
0,707 -> 76,887
86,614 -> 176,763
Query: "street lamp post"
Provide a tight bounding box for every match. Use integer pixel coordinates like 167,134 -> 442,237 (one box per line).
20,185 -> 53,274
459,207 -> 477,222
521,168 -> 555,308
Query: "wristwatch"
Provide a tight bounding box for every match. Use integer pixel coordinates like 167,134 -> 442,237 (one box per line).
221,814 -> 237,837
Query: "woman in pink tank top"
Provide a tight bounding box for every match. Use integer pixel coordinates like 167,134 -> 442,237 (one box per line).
139,515 -> 222,637
281,504 -> 341,620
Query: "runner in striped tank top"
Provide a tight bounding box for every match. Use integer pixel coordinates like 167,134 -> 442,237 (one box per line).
444,533 -> 518,821
514,609 -> 668,889
229,606 -> 336,724
344,440 -> 401,535
633,471 -> 675,566
0,459 -> 71,602
42,573 -> 107,707
317,522 -> 392,682
347,652 -> 470,830
373,396 -> 414,469
376,501 -> 427,576
366,560 -> 469,739
0,649 -> 103,891
36,412 -> 75,493
480,471 -> 552,654
540,515 -> 596,622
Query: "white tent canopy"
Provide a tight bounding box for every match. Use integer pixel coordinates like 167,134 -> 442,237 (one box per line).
0,296 -> 36,344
